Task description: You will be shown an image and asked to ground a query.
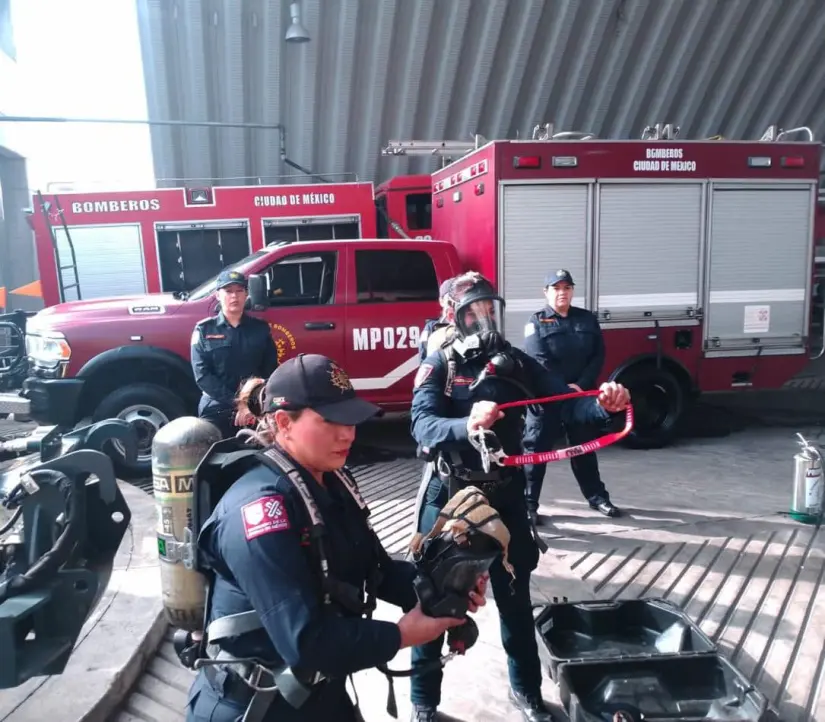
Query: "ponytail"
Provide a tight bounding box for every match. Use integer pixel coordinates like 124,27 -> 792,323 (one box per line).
236,377 -> 266,426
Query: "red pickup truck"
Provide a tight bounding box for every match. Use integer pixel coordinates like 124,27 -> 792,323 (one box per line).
20,239 -> 462,476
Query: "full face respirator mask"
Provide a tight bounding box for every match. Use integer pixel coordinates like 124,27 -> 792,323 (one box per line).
451,277 -> 509,362
408,486 -> 514,619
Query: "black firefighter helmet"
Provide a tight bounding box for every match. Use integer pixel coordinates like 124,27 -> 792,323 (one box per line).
450,272 -> 508,356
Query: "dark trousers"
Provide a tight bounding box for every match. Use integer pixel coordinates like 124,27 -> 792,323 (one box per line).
197,396 -> 237,439
185,667 -> 359,722
523,414 -> 608,511
410,473 -> 542,707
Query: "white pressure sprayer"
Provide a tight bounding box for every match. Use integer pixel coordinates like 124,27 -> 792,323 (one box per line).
790,433 -> 824,525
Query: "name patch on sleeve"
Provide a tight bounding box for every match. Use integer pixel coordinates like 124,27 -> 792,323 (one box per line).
241,495 -> 291,540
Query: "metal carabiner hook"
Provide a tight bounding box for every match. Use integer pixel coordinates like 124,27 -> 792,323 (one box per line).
468,429 -> 491,473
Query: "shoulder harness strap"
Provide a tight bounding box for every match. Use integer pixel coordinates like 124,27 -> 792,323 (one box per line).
255,447 -> 379,616
441,343 -> 457,398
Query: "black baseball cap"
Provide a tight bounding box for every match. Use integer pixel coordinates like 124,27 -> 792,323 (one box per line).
545,269 -> 575,287
216,269 -> 248,290
263,354 -> 383,425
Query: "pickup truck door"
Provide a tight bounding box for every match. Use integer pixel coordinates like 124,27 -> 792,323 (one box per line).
343,245 -> 441,410
248,248 -> 346,367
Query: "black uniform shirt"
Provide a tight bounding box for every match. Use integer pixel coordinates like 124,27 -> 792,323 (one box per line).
190,312 -> 280,405
523,305 -> 605,390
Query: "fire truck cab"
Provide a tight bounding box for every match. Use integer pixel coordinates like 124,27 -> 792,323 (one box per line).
375,174 -> 433,239
387,124 -> 822,447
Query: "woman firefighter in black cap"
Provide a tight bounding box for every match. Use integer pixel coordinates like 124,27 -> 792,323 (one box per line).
184,353 -> 489,722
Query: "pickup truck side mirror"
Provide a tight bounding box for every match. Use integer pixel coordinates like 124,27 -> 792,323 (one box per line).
247,274 -> 268,311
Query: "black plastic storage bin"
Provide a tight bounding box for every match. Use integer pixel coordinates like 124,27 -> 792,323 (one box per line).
534,597 -> 716,681
558,653 -> 780,722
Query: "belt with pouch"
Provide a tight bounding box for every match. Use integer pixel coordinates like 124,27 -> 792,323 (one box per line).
435,454 -> 515,495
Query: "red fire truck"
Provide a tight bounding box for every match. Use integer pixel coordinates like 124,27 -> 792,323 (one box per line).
28,177 -> 432,308
387,124 -> 820,447
5,125 -> 821,477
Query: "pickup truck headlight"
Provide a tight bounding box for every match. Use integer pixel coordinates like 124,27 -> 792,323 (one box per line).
26,331 -> 72,368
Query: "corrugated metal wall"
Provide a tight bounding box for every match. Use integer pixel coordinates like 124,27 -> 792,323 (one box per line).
0,151 -> 39,312
135,0 -> 825,186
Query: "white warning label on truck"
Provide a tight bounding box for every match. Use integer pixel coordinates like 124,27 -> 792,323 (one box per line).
743,305 -> 770,334
633,148 -> 697,173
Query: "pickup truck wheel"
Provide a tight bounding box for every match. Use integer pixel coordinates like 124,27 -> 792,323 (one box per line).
92,383 -> 187,479
616,364 -> 686,450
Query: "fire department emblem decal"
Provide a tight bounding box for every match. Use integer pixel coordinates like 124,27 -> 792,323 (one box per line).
329,363 -> 353,392
268,323 -> 297,363
241,494 -> 291,540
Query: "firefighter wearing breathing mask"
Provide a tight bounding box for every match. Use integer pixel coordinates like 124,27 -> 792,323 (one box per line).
408,271 -> 631,722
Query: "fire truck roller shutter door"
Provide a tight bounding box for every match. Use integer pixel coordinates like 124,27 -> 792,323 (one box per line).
596,184 -> 702,323
152,416 -> 222,630
499,185 -> 590,347
705,185 -> 813,352
53,225 -> 147,301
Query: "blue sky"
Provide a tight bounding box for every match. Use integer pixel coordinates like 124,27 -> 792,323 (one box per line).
10,0 -> 155,191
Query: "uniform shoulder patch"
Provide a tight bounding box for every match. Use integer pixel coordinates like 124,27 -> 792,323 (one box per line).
195,316 -> 214,327
190,328 -> 201,346
524,321 -> 536,338
241,494 -> 291,541
414,363 -> 435,389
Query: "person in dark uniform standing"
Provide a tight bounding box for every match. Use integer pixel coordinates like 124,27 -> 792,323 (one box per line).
185,354 -> 487,722
522,269 -> 620,523
418,278 -> 456,361
408,271 -> 631,722
191,269 -> 280,438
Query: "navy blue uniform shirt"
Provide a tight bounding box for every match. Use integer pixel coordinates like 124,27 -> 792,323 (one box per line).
523,306 -> 605,390
191,312 -> 280,405
196,451 -> 417,716
411,346 -> 612,472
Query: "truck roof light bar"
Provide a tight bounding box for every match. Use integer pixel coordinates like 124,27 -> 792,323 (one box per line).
381,136 -> 488,157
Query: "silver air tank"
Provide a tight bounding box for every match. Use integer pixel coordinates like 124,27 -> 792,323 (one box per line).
152,417 -> 221,630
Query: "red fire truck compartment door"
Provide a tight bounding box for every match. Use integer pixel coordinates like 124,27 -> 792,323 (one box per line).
54,224 -> 148,301
704,183 -> 816,355
499,183 -> 591,348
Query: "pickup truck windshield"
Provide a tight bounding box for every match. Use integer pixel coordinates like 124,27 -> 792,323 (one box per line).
187,249 -> 270,301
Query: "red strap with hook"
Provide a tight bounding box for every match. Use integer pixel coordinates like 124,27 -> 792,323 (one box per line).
493,389 -> 634,466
